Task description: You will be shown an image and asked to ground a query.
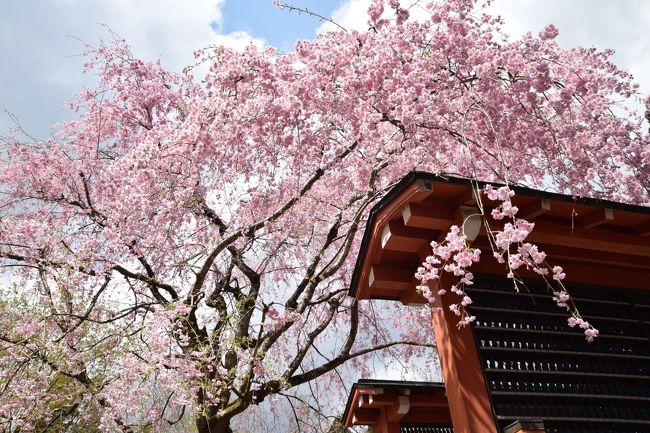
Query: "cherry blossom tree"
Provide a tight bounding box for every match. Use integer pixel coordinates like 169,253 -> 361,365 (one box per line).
1,0 -> 649,432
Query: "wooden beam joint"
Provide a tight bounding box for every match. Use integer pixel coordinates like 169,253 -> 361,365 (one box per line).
368,266 -> 413,291
630,220 -> 650,237
380,221 -> 436,253
386,395 -> 410,422
576,208 -> 614,229
351,408 -> 379,425
456,205 -> 482,241
402,202 -> 454,230
518,198 -> 551,220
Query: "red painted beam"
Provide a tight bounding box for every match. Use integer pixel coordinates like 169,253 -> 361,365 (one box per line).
526,219 -> 650,257
368,266 -> 413,291
518,198 -> 551,220
380,221 -> 436,253
351,408 -> 379,425
402,202 -> 454,230
630,220 -> 650,237
576,208 -> 614,229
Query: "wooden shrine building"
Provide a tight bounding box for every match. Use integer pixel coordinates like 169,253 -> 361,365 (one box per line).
342,380 -> 453,432
344,172 -> 650,433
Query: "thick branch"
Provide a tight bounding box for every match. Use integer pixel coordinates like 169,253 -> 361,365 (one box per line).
283,298 -> 339,380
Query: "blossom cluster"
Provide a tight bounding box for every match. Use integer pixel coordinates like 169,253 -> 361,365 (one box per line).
415,225 -> 481,326
264,307 -> 302,333
483,185 -> 599,341
415,183 -> 601,342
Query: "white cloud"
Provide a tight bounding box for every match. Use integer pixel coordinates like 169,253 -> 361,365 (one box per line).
96,0 -> 263,70
0,0 -> 263,138
318,0 -> 371,34
213,30 -> 265,52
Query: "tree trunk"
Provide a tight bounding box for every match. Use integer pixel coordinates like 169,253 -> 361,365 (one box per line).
196,414 -> 233,433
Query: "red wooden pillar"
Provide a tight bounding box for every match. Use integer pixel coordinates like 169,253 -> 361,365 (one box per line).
430,276 -> 498,433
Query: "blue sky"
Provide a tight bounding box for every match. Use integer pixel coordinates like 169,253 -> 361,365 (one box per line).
1,0 -> 649,140
220,1 -> 329,52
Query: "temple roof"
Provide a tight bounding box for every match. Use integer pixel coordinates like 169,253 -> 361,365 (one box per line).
342,379 -> 451,430
350,172 -> 650,302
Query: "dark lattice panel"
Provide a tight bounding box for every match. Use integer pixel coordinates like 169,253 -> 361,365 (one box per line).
400,425 -> 453,433
466,276 -> 650,433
